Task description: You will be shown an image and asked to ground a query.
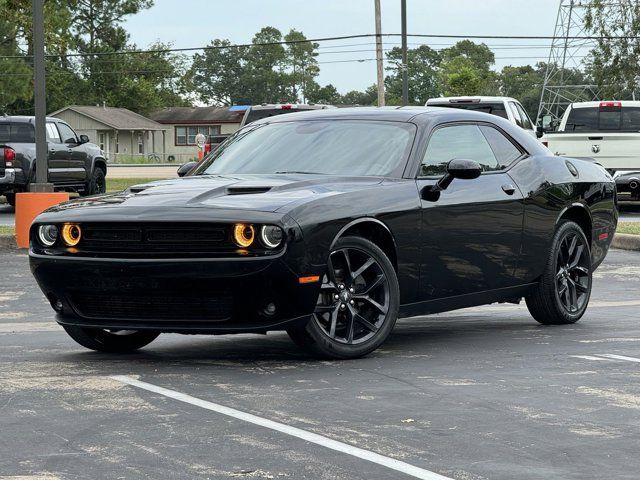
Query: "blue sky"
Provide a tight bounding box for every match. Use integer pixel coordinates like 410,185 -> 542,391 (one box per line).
125,0 -> 561,93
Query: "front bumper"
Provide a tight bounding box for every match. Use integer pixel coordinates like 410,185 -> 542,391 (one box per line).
29,252 -> 322,333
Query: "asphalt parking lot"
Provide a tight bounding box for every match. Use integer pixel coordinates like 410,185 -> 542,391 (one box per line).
1,247 -> 639,480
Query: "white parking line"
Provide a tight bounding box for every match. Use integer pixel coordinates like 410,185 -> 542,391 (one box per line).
570,355 -> 615,361
111,375 -> 452,480
597,354 -> 640,363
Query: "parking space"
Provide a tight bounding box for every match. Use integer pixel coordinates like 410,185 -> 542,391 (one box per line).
1,247 -> 639,479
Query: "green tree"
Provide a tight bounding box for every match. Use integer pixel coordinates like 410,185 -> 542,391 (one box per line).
499,65 -> 544,118
385,45 -> 440,105
585,0 -> 640,98
340,86 -> 378,105
284,29 -> 319,102
439,41 -> 498,97
306,83 -> 341,104
440,56 -> 483,96
244,27 -> 288,103
0,1 -> 32,111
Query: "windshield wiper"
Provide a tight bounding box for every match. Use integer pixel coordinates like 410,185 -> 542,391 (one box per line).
274,171 -> 325,175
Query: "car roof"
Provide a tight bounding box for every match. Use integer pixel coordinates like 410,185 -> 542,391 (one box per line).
258,106 -> 503,125
569,101 -> 640,109
0,115 -> 60,123
426,96 -> 518,104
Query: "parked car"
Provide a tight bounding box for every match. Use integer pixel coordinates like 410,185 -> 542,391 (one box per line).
240,104 -> 335,127
29,107 -> 617,358
540,101 -> 640,198
0,116 -> 107,206
426,96 -> 538,138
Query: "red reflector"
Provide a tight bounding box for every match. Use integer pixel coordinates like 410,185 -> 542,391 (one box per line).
280,105 -> 293,110
3,147 -> 15,163
298,275 -> 320,284
599,101 -> 622,108
598,233 -> 609,240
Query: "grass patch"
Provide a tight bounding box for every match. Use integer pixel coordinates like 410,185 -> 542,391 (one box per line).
617,222 -> 640,235
0,225 -> 15,236
107,177 -> 167,193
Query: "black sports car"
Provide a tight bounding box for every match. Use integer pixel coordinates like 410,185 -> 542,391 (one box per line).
29,107 -> 618,359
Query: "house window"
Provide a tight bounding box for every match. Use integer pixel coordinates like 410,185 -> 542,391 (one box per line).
137,132 -> 144,154
99,133 -> 105,151
175,125 -> 222,146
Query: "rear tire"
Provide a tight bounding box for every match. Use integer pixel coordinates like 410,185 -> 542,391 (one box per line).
62,325 -> 159,353
287,236 -> 399,359
4,193 -> 16,207
525,221 -> 592,325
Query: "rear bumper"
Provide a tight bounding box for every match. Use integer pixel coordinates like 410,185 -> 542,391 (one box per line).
29,253 -> 321,333
0,168 -> 16,186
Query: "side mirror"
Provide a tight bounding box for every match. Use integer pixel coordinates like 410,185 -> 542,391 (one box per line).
177,161 -> 198,177
421,159 -> 482,201
542,114 -> 552,129
79,134 -> 90,144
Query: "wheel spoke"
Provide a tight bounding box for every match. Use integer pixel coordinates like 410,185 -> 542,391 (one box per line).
568,234 -> 578,257
360,274 -> 385,295
558,280 -> 568,297
328,308 -> 338,338
350,307 -> 379,332
569,244 -> 584,268
345,311 -> 355,344
568,280 -> 578,310
574,280 -> 589,293
351,258 -> 375,281
571,265 -> 589,276
341,249 -> 353,277
326,254 -> 338,285
356,295 -> 388,314
315,304 -> 336,313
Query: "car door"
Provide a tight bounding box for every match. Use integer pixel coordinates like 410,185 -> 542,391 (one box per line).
45,122 -> 68,183
416,122 -> 525,300
56,122 -> 87,182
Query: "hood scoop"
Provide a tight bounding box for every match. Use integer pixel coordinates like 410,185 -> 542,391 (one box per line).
225,186 -> 272,195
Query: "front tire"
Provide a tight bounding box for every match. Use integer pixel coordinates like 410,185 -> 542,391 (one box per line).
3,193 -> 16,207
526,221 -> 592,325
62,325 -> 159,353
287,236 -> 399,359
84,167 -> 106,196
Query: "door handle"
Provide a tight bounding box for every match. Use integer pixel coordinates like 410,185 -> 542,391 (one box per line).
501,184 -> 516,195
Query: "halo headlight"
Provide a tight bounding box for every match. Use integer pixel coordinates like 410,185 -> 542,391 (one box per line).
260,225 -> 284,249
61,224 -> 82,246
233,223 -> 255,248
37,225 -> 58,247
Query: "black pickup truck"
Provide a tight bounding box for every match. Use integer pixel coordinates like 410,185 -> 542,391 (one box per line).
0,116 -> 107,207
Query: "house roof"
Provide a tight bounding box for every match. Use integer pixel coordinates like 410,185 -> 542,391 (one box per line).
49,105 -> 166,131
149,106 -> 245,124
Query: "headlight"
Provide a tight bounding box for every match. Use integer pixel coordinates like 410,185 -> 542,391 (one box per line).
61,223 -> 82,246
233,223 -> 255,247
37,225 -> 58,247
260,225 -> 284,248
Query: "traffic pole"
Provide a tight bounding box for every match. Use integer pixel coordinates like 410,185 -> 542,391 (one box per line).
400,0 -> 409,106
374,0 -> 385,107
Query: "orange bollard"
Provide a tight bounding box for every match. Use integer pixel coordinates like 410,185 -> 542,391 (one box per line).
15,192 -> 70,248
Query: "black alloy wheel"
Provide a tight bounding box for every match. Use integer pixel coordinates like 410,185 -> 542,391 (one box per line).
287,236 -> 399,359
85,168 -> 106,196
555,229 -> 591,313
526,221 -> 592,325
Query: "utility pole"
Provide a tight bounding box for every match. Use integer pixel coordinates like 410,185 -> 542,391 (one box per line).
374,0 -> 385,106
31,0 -> 52,192
400,0 -> 409,106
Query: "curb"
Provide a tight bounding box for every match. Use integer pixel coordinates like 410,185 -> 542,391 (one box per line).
612,233 -> 640,251
0,234 -> 17,249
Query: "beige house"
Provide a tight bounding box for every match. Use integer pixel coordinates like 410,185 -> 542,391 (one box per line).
49,105 -> 168,163
149,106 -> 244,160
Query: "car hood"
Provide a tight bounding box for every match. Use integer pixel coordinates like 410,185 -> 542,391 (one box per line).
45,174 -> 385,215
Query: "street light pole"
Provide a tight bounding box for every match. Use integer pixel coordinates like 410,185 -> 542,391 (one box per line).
400,0 -> 409,106
31,0 -> 52,192
374,0 -> 385,107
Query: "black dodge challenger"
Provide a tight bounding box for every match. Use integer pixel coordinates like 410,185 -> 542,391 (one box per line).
29,107 -> 618,359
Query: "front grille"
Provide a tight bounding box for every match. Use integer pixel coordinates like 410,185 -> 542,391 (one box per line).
70,292 -> 233,321
77,223 -> 232,256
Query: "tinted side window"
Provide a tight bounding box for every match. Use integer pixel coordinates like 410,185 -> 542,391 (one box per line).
479,126 -> 522,167
622,107 -> 640,130
57,123 -> 78,144
421,124 -> 499,176
515,103 -> 533,130
509,102 -> 523,128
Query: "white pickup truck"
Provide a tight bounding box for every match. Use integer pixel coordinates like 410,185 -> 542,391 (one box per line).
542,101 -> 640,198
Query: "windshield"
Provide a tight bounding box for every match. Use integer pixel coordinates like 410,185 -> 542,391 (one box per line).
197,120 -> 416,177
